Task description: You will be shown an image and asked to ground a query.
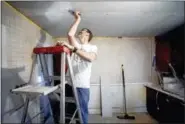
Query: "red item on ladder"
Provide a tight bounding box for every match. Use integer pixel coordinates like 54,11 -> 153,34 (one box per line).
33,46 -> 71,54
33,45 -> 72,73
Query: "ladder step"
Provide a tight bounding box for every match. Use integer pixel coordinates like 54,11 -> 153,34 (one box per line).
65,116 -> 79,121
66,97 -> 75,103
44,76 -> 70,81
11,84 -> 59,96
66,113 -> 78,118
52,93 -> 76,103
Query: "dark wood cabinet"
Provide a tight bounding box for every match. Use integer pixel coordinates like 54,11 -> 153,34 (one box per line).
155,23 -> 184,78
146,87 -> 185,123
155,41 -> 171,72
166,96 -> 185,123
146,88 -> 160,120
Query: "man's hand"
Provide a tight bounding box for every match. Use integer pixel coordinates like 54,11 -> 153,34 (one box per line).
67,10 -> 81,48
57,41 -> 74,51
74,11 -> 81,20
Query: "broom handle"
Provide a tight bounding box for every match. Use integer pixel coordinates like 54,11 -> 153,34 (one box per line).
121,64 -> 127,114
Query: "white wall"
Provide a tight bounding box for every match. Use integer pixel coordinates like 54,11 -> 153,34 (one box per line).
55,37 -> 156,114
2,2 -> 53,123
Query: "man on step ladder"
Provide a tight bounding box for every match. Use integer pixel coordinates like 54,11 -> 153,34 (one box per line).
58,11 -> 98,124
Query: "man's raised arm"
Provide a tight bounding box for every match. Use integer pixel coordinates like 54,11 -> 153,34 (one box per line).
67,11 -> 81,49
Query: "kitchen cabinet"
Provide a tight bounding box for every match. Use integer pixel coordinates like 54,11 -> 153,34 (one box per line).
146,87 -> 184,123
155,23 -> 184,78
155,41 -> 171,72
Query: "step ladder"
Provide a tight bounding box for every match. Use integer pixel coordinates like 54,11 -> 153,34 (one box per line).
11,45 -> 83,124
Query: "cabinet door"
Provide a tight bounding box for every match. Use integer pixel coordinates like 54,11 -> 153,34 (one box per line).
157,92 -> 169,122
158,93 -> 185,123
146,88 -> 160,120
167,96 -> 185,123
146,87 -> 185,123
176,101 -> 185,123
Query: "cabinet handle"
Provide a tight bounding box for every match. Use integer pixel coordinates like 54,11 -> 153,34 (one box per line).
156,92 -> 160,110
166,98 -> 169,103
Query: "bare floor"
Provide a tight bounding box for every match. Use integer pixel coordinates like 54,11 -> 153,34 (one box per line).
88,113 -> 158,123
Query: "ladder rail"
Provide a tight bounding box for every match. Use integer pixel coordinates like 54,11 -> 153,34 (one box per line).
69,109 -> 78,124
43,54 -> 50,77
60,52 -> 66,124
21,96 -> 30,124
38,54 -> 45,81
43,54 -> 52,84
39,54 -> 50,84
39,54 -> 55,124
66,54 -> 83,123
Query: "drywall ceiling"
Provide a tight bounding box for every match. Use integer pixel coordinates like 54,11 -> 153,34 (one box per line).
7,1 -> 184,37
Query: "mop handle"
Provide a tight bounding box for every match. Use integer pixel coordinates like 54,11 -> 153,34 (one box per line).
121,64 -> 127,114
121,65 -> 125,86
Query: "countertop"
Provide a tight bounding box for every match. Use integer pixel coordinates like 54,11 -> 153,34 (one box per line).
144,83 -> 184,102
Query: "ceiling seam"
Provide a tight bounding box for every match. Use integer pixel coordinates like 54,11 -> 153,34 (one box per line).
4,1 -> 53,38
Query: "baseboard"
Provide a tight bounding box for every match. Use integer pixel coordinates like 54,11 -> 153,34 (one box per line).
89,108 -> 101,114
89,106 -> 147,114
90,82 -> 152,86
113,106 -> 147,113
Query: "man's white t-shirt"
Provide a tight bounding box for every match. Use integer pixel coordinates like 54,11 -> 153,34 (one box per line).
68,43 -> 97,88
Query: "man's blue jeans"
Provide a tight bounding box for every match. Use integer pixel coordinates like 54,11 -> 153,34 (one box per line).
77,88 -> 90,124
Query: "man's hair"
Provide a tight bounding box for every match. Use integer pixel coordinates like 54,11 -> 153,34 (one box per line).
81,28 -> 93,42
